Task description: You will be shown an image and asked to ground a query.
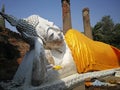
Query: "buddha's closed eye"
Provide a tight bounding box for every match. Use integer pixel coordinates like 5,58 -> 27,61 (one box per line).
49,33 -> 54,40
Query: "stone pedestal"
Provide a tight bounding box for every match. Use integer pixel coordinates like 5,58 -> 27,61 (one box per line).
73,82 -> 85,90
1,68 -> 120,90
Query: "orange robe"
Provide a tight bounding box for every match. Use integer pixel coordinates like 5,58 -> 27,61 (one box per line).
65,29 -> 120,73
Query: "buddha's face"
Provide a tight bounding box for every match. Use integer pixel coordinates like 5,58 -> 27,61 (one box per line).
45,27 -> 64,49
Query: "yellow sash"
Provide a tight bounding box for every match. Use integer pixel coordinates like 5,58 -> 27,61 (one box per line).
65,29 -> 120,73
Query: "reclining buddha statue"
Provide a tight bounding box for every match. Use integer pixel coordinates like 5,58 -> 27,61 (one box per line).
0,12 -> 120,88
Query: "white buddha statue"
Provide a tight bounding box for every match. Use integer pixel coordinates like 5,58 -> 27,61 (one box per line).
0,12 -> 77,87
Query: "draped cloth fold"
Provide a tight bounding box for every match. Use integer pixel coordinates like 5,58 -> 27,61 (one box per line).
65,29 -> 120,73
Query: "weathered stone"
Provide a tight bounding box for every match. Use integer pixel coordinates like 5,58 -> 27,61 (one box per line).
115,71 -> 120,77
73,82 -> 85,90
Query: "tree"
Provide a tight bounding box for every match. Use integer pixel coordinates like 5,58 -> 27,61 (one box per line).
92,16 -> 120,49
112,23 -> 120,48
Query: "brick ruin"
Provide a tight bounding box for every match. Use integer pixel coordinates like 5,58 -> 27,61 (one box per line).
61,0 -> 72,34
82,8 -> 93,39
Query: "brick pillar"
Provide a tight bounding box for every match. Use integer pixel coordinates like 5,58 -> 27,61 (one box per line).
82,8 -> 93,39
0,4 -> 5,28
61,0 -> 72,34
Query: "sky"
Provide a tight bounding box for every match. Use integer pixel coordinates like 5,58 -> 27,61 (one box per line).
0,0 -> 120,32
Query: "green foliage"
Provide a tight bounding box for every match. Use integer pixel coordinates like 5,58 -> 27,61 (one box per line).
92,16 -> 120,49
